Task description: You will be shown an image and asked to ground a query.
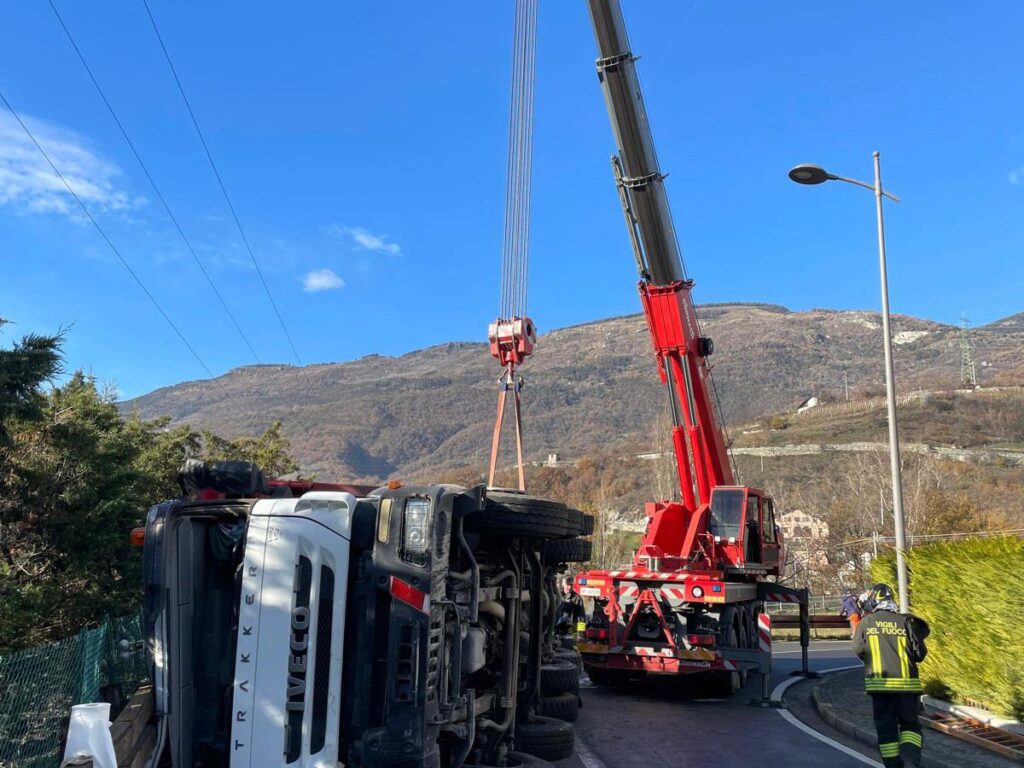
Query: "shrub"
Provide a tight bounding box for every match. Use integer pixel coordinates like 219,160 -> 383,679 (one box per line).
871,537 -> 1024,719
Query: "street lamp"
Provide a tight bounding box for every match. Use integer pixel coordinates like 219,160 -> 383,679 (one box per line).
788,152 -> 910,614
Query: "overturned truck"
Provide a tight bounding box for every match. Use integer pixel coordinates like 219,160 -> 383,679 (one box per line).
138,460 -> 592,767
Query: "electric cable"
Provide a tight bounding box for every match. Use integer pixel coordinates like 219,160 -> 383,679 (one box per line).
0,88 -> 214,377
47,0 -> 262,364
140,0 -> 304,367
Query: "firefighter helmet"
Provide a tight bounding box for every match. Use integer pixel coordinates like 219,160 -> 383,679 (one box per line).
858,583 -> 895,613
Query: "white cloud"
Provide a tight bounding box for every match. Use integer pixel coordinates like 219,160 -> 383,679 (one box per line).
1011,165 -> 1024,185
302,268 -> 345,292
0,112 -> 142,219
325,224 -> 401,255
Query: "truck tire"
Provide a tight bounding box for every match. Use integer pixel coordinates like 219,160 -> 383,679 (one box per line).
552,648 -> 581,671
466,492 -> 573,538
540,659 -> 579,696
561,508 -> 594,537
515,716 -> 575,762
540,537 -> 592,563
540,691 -> 580,723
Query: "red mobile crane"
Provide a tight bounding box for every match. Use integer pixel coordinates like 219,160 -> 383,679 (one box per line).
577,0 -> 810,693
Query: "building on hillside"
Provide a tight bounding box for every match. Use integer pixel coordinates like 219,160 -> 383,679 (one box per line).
796,396 -> 820,414
778,510 -> 830,574
778,510 -> 829,541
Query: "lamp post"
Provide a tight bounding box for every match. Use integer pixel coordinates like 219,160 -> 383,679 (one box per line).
788,152 -> 910,613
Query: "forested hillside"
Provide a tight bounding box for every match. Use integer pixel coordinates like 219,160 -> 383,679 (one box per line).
127,304 -> 1024,483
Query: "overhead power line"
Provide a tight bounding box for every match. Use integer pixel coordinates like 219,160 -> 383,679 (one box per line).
47,0 -> 262,364
140,0 -> 304,367
0,89 -> 214,377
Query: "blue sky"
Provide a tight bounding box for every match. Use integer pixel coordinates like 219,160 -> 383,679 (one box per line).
1,1 -> 1022,398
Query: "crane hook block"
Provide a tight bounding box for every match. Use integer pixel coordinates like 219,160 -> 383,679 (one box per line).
488,317 -> 537,367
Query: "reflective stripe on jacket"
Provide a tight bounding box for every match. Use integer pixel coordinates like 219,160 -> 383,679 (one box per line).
852,609 -> 930,693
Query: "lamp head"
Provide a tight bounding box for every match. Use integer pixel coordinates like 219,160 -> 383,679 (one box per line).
788,164 -> 833,185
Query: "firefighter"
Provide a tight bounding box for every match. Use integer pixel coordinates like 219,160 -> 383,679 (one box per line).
556,575 -> 586,637
853,583 -> 931,767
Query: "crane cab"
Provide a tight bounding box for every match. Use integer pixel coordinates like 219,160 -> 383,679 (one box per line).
708,487 -> 784,577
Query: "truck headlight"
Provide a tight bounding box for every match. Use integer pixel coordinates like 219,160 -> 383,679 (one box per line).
402,498 -> 431,562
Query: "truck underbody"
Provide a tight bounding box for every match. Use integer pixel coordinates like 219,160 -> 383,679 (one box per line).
141,464 -> 592,768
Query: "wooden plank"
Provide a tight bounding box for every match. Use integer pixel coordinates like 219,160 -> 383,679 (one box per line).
127,724 -> 157,768
110,686 -> 155,766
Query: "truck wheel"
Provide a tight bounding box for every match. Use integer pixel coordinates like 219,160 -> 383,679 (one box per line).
466,492 -> 573,538
540,691 -> 580,722
552,648 -> 581,670
515,716 -> 575,762
540,658 -> 579,695
561,508 -> 594,537
540,537 -> 592,563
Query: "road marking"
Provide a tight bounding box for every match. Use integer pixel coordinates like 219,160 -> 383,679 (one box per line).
574,733 -> 608,768
772,665 -> 882,767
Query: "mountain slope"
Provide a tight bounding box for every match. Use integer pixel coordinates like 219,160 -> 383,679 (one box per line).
125,304 -> 1024,482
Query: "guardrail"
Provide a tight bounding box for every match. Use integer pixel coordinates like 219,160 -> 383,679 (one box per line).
770,613 -> 850,630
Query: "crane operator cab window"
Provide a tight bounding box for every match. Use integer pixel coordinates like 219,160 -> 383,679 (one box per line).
708,489 -> 744,541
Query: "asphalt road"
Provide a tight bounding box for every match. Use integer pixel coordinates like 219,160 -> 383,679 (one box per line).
565,640 -> 883,768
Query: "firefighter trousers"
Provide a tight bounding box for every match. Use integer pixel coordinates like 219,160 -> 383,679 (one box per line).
871,692 -> 923,767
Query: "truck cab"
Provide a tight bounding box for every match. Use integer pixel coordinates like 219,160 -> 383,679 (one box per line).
141,461 -> 592,767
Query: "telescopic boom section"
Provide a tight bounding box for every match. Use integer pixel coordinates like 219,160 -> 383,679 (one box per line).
588,0 -> 733,508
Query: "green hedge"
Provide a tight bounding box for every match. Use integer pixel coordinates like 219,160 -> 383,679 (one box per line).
871,537 -> 1024,719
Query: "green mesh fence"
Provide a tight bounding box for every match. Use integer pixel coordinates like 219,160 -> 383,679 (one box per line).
0,613 -> 147,768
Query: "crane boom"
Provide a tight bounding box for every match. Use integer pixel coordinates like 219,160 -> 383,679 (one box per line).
576,1 -> 808,693
587,0 -> 733,507
588,0 -> 682,285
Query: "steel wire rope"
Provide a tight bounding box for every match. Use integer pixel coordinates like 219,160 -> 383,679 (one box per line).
500,0 -> 524,319
0,89 -> 213,377
139,0 -> 303,367
47,0 -> 262,364
499,0 -> 537,321
498,0 -> 521,319
516,0 -> 537,317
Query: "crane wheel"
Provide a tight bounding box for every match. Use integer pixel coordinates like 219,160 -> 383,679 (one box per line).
712,625 -> 742,696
